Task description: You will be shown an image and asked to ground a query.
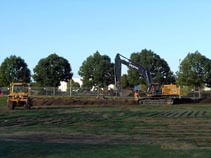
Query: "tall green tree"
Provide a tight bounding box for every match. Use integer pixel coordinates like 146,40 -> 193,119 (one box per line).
121,74 -> 130,89
33,53 -> 73,87
128,49 -> 175,87
0,55 -> 31,86
177,51 -> 211,88
78,51 -> 114,88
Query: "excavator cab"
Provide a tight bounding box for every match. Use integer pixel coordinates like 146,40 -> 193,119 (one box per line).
147,83 -> 162,96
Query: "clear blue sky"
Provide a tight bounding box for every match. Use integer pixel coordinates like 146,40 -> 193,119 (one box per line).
0,0 -> 211,78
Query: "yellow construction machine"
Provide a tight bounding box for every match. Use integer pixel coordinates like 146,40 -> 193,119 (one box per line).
115,53 -> 181,104
7,82 -> 32,109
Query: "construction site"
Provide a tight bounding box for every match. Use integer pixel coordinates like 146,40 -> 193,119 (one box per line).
1,69 -> 211,157
1,1 -> 211,157
1,79 -> 211,109
1,93 -> 211,157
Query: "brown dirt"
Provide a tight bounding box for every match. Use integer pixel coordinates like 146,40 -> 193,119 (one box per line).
31,96 -> 136,107
31,96 -> 211,107
0,134 -> 136,145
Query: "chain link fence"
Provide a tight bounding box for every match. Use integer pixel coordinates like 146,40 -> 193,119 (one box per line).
0,86 -> 115,97
0,86 -> 211,99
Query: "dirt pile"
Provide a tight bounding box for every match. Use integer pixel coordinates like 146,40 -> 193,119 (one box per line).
31,96 -> 211,107
31,96 -> 136,106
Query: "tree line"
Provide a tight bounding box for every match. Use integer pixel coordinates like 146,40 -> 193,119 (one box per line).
0,49 -> 211,91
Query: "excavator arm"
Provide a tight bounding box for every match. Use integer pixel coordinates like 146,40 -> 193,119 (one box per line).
114,53 -> 154,93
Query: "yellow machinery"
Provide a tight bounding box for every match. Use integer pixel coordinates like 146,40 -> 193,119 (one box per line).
115,54 -> 181,104
145,83 -> 181,97
7,82 -> 32,109
161,84 -> 181,96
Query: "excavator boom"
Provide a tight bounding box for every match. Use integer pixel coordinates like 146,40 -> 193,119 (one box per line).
115,53 -> 154,93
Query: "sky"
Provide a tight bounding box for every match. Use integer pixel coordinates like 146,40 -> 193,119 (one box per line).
0,0 -> 211,78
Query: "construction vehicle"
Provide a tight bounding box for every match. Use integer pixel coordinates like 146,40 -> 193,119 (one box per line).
7,82 -> 32,109
115,53 -> 181,104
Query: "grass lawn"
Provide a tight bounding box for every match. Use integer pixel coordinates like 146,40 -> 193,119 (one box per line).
1,141 -> 211,158
1,96 -> 211,157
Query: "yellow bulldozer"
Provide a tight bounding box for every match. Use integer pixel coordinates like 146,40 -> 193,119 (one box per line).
7,82 -> 32,110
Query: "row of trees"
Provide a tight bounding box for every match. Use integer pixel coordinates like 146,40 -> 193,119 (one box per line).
0,50 -> 211,91
0,54 -> 73,87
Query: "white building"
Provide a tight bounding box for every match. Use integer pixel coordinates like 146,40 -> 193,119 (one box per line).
58,81 -> 67,92
58,78 -> 83,92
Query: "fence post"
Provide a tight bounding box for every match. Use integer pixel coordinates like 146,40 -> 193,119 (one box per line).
70,79 -> 72,96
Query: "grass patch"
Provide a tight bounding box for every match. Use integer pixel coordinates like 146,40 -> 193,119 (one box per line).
1,104 -> 211,157
0,96 -> 7,106
0,106 -> 210,134
1,141 -> 211,158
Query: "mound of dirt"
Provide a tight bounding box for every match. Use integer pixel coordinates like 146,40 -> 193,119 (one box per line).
31,96 -> 136,106
31,96 -> 211,107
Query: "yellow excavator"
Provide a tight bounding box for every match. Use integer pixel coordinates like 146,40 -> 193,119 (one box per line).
7,82 -> 32,109
115,53 -> 181,104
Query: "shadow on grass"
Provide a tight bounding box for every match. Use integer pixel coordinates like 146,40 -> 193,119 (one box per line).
1,141 -> 211,158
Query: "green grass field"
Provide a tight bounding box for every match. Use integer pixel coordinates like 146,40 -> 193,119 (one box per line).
1,96 -> 211,158
1,142 -> 211,158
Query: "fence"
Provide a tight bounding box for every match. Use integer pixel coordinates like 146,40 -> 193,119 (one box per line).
0,87 -> 109,97
1,86 -> 211,99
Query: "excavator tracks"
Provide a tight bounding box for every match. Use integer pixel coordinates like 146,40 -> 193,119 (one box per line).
138,97 -> 197,105
138,97 -> 175,105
